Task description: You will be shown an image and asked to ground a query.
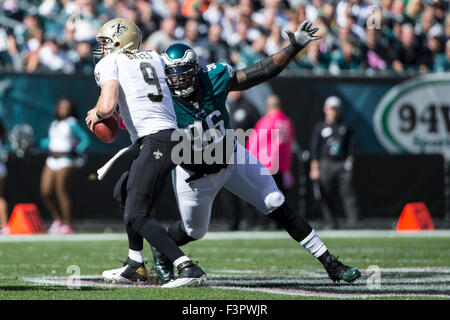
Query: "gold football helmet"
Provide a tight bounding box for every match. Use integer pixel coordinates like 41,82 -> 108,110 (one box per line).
92,18 -> 142,63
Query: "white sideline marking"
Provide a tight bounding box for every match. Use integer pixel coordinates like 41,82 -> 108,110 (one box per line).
209,285 -> 450,299
209,267 -> 450,274
0,233 -> 127,242
0,230 -> 449,243
20,268 -> 450,299
20,275 -> 159,289
203,230 -> 450,239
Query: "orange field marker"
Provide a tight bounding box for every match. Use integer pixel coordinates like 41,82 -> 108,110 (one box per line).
8,203 -> 47,235
396,202 -> 435,232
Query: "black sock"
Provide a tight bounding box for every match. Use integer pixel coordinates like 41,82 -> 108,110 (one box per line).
168,220 -> 196,246
267,202 -> 313,242
132,218 -> 185,263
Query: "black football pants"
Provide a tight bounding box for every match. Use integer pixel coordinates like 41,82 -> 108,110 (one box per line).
318,159 -> 359,228
113,129 -> 185,263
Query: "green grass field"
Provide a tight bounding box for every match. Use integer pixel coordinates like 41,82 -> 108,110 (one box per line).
0,230 -> 449,300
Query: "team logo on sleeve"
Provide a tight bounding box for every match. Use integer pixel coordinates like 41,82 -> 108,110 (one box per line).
222,62 -> 235,77
111,21 -> 128,37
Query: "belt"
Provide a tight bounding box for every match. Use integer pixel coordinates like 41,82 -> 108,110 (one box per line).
136,129 -> 176,147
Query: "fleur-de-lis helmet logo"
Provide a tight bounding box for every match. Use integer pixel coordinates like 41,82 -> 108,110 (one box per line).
112,21 -> 128,37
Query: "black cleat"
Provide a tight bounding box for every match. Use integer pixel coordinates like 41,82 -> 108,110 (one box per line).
161,260 -> 207,288
102,257 -> 148,283
322,254 -> 361,283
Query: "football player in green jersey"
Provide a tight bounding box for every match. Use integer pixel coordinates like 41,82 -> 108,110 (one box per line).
116,20 -> 360,286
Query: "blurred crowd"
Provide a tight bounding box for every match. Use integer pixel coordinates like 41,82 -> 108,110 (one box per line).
0,0 -> 449,75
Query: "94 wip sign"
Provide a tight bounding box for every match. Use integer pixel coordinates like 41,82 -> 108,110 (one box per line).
374,73 -> 450,159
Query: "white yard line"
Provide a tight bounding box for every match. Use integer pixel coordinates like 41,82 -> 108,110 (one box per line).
0,230 -> 449,243
20,270 -> 450,300
0,233 -> 127,242
210,267 -> 450,274
203,230 -> 450,239
209,285 -> 450,299
20,276 -> 159,289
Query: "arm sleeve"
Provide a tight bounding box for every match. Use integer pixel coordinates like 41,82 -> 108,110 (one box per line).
70,122 -> 91,154
228,44 -> 301,92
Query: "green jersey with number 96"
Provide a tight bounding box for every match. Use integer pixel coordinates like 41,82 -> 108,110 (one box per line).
171,62 -> 236,172
172,62 -> 234,130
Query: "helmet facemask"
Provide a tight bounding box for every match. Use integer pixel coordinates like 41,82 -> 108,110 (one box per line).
92,37 -> 113,65
162,43 -> 199,99
165,63 -> 199,98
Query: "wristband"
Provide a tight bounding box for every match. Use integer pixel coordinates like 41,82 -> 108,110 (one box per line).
283,43 -> 302,59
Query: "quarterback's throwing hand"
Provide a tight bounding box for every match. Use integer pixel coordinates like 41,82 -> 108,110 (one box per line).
285,20 -> 320,49
85,108 -> 101,132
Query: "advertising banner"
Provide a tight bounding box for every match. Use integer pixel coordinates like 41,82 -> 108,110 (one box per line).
374,73 -> 450,160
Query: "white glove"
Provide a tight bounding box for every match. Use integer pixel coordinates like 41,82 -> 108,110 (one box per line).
284,20 -> 320,49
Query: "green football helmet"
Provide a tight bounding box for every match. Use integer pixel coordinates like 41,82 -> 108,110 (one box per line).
161,43 -> 199,98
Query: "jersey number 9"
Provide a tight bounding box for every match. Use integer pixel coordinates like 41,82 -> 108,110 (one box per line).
139,62 -> 163,103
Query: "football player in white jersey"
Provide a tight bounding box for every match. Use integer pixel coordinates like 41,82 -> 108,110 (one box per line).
85,18 -> 206,288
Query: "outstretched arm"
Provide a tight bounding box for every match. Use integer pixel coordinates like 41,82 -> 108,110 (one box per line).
227,21 -> 320,92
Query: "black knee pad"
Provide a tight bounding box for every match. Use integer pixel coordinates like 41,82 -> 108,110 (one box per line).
168,220 -> 196,246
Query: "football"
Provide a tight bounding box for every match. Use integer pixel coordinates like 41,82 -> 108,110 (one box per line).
93,112 -> 120,143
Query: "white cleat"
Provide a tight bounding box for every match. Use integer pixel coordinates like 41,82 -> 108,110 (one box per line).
102,266 -> 129,283
102,258 -> 149,283
161,261 -> 207,288
161,274 -> 207,288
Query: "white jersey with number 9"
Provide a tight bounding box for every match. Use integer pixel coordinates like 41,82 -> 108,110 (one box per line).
94,50 -> 177,143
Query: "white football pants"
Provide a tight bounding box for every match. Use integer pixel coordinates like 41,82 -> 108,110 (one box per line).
172,142 -> 284,239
